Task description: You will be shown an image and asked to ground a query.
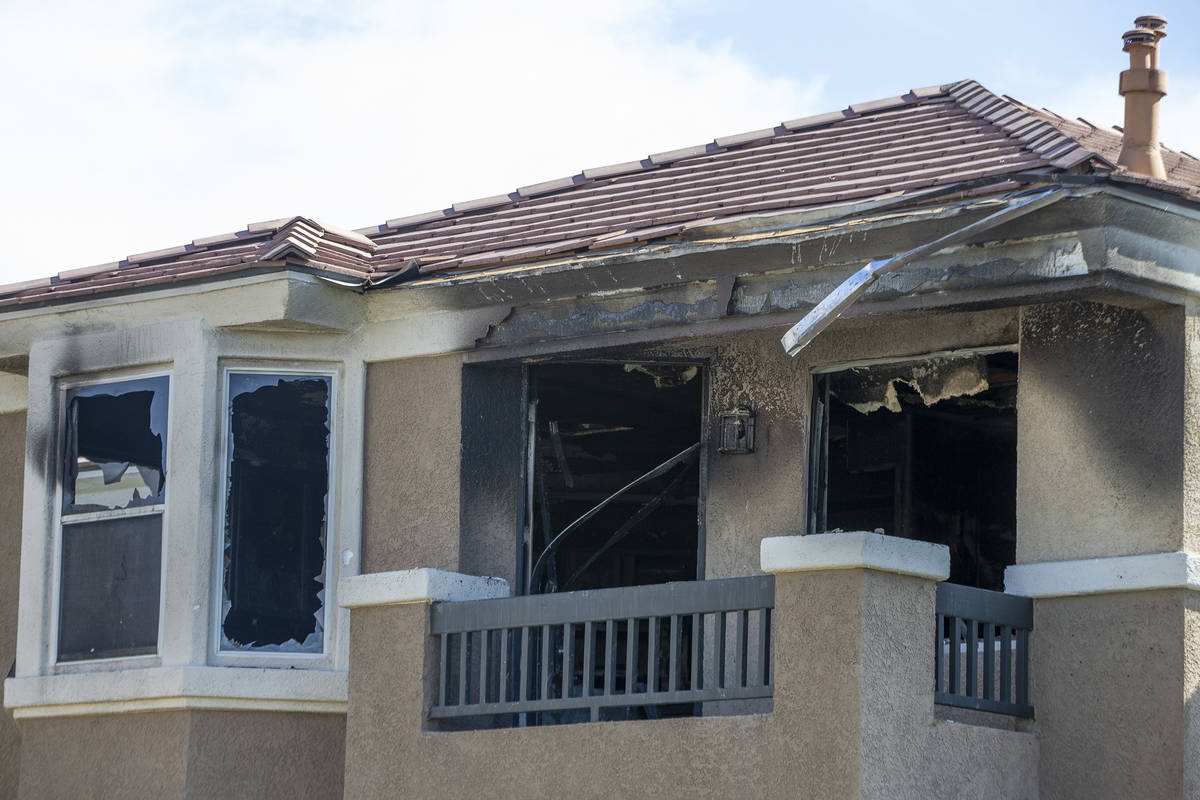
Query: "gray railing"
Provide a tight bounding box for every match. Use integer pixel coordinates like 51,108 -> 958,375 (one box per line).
429,576 -> 774,726
934,582 -> 1033,717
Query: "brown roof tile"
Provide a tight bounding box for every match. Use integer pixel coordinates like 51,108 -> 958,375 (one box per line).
6,80 -> 1200,309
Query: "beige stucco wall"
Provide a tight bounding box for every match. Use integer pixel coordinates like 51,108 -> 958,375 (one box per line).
343,566 -> 1036,799
1017,301 -> 1185,562
185,711 -> 345,799
17,709 -> 345,799
19,711 -> 190,799
1032,590 -> 1189,799
362,355 -> 464,573
0,411 -> 26,797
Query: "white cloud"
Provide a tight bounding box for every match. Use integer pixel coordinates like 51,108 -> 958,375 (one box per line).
0,0 -> 826,282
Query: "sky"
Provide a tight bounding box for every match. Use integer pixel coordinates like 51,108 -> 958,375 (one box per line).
2,0 -> 1198,284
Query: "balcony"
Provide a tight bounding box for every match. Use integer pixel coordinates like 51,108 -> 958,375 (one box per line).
338,532 -> 1038,798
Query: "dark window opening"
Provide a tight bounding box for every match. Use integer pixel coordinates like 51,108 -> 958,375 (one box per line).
63,377 -> 168,513
58,375 -> 168,662
525,362 -> 703,596
221,374 -> 330,653
809,352 -> 1017,590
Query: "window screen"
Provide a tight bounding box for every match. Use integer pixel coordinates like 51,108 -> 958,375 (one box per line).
220,373 -> 330,653
58,515 -> 162,661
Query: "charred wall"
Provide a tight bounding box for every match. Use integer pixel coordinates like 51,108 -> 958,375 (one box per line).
1017,301 -> 1185,561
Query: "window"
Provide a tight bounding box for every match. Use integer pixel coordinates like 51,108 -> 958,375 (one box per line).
809,352 -> 1017,590
218,370 -> 333,654
57,375 -> 169,663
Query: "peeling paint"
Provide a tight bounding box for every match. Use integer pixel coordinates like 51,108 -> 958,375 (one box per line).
831,356 -> 990,414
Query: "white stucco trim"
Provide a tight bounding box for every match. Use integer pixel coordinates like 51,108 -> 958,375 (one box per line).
1004,551 -> 1200,598
760,532 -> 950,581
3,666 -> 348,719
338,569 -> 510,608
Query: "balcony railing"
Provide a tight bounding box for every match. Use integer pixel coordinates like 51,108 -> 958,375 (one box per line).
934,582 -> 1033,718
429,575 -> 775,726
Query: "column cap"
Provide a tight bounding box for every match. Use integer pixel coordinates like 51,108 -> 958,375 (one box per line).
339,568 -> 510,608
760,532 -> 950,581
1005,551 -> 1200,598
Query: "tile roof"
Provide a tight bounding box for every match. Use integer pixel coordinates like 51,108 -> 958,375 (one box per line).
4,80 -> 1199,310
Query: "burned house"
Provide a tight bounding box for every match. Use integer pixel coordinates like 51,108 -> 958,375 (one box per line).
1,16 -> 1200,799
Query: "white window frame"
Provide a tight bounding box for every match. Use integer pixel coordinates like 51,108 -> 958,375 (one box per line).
210,361 -> 341,667
50,367 -> 172,673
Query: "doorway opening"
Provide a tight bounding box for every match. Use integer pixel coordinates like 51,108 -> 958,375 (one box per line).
524,361 -> 704,596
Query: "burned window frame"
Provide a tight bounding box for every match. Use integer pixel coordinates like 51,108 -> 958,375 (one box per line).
52,368 -> 171,667
210,362 -> 338,663
806,346 -> 1019,590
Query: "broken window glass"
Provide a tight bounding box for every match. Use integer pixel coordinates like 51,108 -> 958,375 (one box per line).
58,375 -> 168,662
810,353 -> 1018,590
63,377 -> 168,513
220,373 -> 331,653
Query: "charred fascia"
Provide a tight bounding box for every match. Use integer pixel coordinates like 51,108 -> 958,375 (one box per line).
445,198 -> 1160,352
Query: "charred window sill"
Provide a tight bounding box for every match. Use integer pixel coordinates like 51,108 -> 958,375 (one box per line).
3,665 -> 348,720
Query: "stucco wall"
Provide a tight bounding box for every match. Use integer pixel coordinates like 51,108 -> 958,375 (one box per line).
343,566 -> 1037,800
17,709 -> 345,799
1017,301 -> 1184,562
362,355 -> 464,573
19,711 -> 190,799
0,411 -> 26,797
185,711 -> 345,799
1032,589 -> 1188,799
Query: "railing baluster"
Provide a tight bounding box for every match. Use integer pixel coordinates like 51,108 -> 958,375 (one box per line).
947,616 -> 959,695
562,622 -> 573,699
439,633 -> 448,707
757,607 -> 770,687
966,618 -> 978,698
582,621 -> 594,698
738,609 -> 749,688
982,621 -> 995,701
626,617 -> 638,694
499,628 -> 510,703
1015,627 -> 1029,706
999,624 -> 1012,703
716,612 -> 726,690
604,619 -> 615,697
668,615 -> 680,693
540,624 -> 551,701
519,626 -> 530,702
647,617 -> 659,693
459,632 -> 469,706
690,613 -> 701,692
478,629 -> 490,705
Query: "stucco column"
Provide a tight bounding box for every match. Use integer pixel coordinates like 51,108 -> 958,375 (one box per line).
1011,300 -> 1199,798
762,532 -> 950,799
339,568 -> 509,798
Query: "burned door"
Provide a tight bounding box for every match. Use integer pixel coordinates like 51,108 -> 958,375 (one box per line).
524,362 -> 704,595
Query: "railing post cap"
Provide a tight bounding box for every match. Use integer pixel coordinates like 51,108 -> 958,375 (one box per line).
338,568 -> 510,608
760,532 -> 950,581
